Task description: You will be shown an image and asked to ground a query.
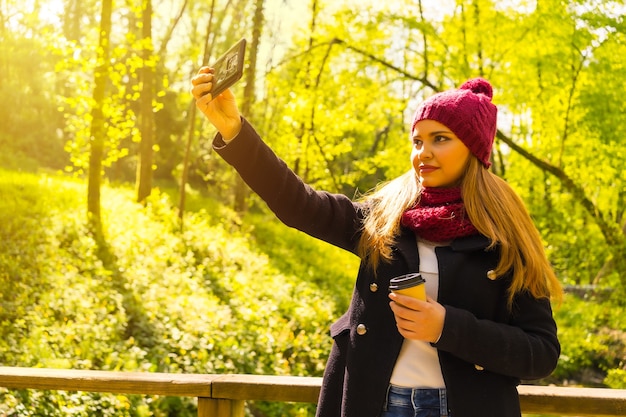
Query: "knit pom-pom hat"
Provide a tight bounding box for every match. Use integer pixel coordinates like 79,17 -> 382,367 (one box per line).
411,78 -> 497,167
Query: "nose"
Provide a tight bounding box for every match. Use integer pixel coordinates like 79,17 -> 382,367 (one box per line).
418,142 -> 433,161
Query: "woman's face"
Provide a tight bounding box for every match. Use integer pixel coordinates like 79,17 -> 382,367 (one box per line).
411,119 -> 471,188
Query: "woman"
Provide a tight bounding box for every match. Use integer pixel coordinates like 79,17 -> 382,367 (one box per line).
190,70 -> 561,417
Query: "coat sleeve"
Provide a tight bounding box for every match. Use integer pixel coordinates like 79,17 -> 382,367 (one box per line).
212,118 -> 363,254
434,292 -> 560,380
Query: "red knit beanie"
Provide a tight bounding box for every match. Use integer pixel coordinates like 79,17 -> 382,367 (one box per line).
411,78 -> 497,168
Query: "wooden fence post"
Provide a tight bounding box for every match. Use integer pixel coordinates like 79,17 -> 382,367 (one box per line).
197,398 -> 245,417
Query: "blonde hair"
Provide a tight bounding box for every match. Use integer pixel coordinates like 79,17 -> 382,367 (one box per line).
357,157 -> 562,307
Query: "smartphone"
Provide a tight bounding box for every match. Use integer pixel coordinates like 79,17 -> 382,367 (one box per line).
208,38 -> 247,100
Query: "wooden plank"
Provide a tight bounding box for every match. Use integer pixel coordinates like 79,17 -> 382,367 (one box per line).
1,367 -> 626,416
211,374 -> 322,403
519,385 -> 626,417
0,366 -> 215,397
197,398 -> 244,417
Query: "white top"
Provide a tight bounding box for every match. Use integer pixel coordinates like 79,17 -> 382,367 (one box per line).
389,239 -> 446,388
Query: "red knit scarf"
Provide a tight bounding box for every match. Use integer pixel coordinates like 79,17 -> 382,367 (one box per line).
401,187 -> 478,242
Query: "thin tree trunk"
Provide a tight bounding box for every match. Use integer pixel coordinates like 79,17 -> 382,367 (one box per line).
157,0 -> 188,58
178,0 -> 220,226
87,0 -> 113,236
234,0 -> 265,213
136,0 -> 154,203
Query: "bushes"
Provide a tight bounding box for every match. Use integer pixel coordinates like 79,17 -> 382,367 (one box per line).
552,295 -> 626,388
0,170 -> 356,416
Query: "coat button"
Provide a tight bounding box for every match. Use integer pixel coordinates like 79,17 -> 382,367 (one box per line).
369,282 -> 379,292
475,364 -> 484,371
486,270 -> 497,280
356,324 -> 367,335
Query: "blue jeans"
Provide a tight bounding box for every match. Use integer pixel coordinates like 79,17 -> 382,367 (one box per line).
380,385 -> 451,417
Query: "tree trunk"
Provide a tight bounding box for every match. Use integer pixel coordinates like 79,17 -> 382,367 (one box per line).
157,0 -> 188,57
62,0 -> 82,42
234,0 -> 265,213
136,0 -> 154,204
87,0 -> 113,236
178,0 -> 219,227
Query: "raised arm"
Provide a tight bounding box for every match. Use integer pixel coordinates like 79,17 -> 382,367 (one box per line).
190,67 -> 364,254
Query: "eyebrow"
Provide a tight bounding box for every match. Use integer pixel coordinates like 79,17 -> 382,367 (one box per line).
412,130 -> 454,138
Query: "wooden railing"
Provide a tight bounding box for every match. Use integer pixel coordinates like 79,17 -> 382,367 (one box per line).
1,366 -> 625,416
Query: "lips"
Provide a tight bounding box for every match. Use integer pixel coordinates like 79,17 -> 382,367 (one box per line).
419,165 -> 438,173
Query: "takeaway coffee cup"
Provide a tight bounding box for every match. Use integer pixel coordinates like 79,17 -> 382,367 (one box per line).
389,273 -> 426,301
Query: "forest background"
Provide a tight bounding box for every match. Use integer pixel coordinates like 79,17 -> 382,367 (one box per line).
1,0 -> 625,416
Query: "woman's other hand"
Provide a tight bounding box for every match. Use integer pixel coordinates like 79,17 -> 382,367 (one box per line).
190,66 -> 242,141
389,293 -> 446,343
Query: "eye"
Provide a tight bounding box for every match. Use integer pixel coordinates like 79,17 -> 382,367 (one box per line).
412,138 -> 423,147
434,135 -> 450,143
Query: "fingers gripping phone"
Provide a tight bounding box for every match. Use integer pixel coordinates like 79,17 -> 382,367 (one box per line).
207,38 -> 247,100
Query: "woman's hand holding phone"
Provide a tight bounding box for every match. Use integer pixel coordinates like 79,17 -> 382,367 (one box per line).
191,67 -> 242,141
191,39 -> 246,141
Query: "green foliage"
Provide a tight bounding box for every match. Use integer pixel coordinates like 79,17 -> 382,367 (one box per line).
0,169 -> 356,415
260,5 -> 412,195
0,24 -> 68,171
605,369 -> 626,389
489,0 -> 626,286
505,156 -> 608,286
244,209 -> 358,314
552,295 -> 626,388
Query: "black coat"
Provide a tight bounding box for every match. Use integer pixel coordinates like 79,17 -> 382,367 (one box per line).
213,120 -> 560,417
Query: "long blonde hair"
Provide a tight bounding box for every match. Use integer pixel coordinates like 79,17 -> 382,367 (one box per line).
357,157 -> 562,306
